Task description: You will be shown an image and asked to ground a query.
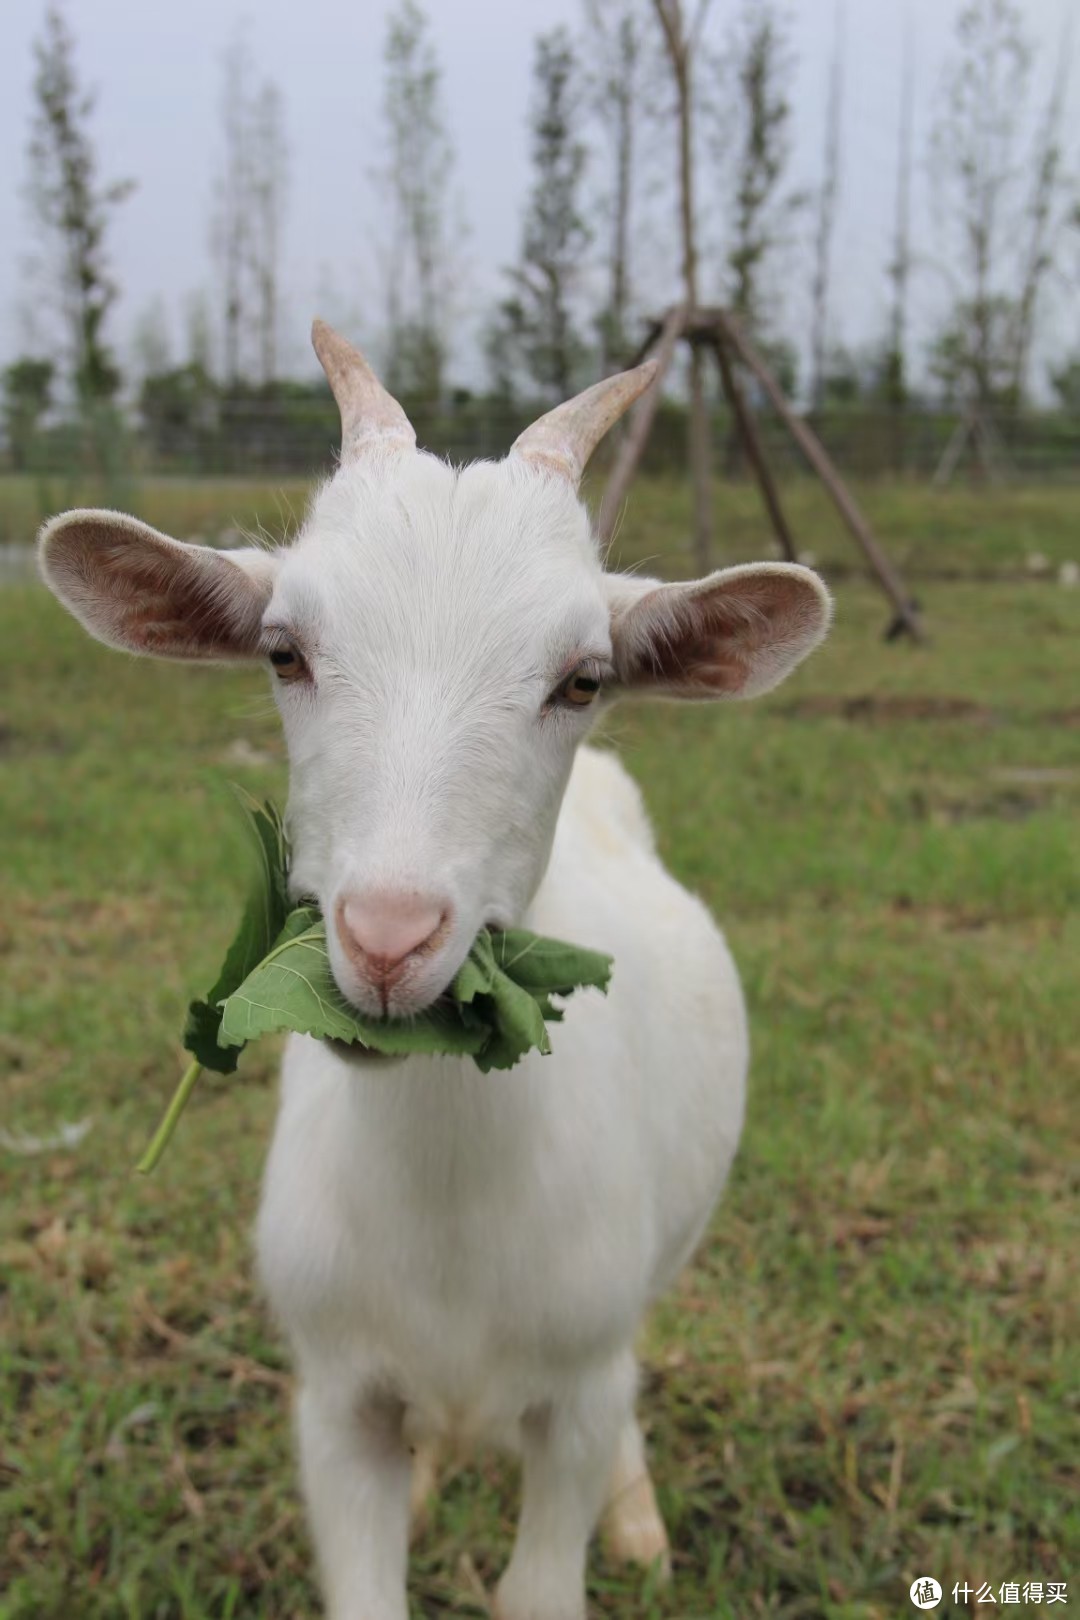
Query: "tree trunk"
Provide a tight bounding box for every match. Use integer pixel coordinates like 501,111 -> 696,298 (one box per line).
687,344 -> 711,574
655,0 -> 712,571
809,0 -> 844,411
712,331 -> 797,562
1011,34 -> 1068,404
720,310 -> 924,641
599,303 -> 685,547
608,70 -> 633,368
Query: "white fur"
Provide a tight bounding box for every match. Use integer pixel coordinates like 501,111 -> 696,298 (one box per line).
258,742 -> 746,1620
39,439 -> 830,1620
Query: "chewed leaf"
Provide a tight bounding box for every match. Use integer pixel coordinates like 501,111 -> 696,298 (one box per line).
152,793 -> 616,1170
452,931 -> 498,1004
264,903 -> 321,950
184,998 -> 241,1074
182,790 -> 291,1074
490,929 -> 613,996
218,916 -> 486,1057
214,909 -> 608,1069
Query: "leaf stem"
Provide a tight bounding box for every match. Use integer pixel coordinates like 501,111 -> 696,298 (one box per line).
136,1059 -> 203,1175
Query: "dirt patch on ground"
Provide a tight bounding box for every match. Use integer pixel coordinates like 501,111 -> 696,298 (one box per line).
778,694 -> 997,724
0,718 -> 72,757
934,789 -> 1048,823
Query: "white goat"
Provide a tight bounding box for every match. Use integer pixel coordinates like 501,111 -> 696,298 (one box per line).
39,322 -> 830,1620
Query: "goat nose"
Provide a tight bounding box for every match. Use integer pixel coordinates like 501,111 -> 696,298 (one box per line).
335,892 -> 448,984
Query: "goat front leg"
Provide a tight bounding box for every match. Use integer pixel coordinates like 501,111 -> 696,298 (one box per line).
495,1353 -> 636,1620
296,1380 -> 412,1620
602,1414 -> 671,1580
408,1435 -> 442,1543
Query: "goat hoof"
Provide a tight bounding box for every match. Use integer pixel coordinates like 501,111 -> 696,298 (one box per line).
603,1470 -> 672,1582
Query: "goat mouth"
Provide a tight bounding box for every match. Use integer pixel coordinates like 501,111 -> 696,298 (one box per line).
323,970 -> 466,1064
330,970 -> 459,1026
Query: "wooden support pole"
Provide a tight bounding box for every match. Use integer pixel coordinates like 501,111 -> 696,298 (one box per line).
717,310 -> 925,641
598,304 -> 685,550
687,340 -> 712,575
710,330 -> 798,564
653,0 -> 714,573
977,410 -> 1009,484
933,409 -> 973,488
625,319 -> 664,371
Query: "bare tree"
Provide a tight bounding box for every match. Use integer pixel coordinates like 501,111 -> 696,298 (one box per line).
652,0 -> 713,572
185,290 -> 215,374
249,82 -> 288,384
24,5 -> 134,404
929,0 -> 1031,411
2,358 -> 54,469
1010,22 -> 1071,403
378,0 -> 457,402
712,0 -> 802,344
494,28 -> 592,400
809,0 -> 844,410
584,0 -> 650,369
211,31 -> 289,387
131,298 -> 172,384
213,32 -> 253,387
883,10 -> 915,411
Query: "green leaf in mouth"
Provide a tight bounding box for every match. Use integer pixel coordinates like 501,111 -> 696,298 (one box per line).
138,794 -> 613,1172
181,789 -> 290,1075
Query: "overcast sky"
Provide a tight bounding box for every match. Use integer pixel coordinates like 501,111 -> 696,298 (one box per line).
1,0 -> 1076,396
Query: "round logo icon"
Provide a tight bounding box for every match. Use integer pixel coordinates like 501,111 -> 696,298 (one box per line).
910,1577 -> 943,1609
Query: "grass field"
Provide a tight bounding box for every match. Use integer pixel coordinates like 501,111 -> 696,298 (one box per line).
1,478 -> 1078,1619
2,469 -> 1080,579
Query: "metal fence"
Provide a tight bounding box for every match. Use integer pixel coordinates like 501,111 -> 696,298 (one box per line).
3,397 -> 1079,483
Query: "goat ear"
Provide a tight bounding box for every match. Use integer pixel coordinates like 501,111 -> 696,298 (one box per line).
38,509 -> 278,661
607,562 -> 831,701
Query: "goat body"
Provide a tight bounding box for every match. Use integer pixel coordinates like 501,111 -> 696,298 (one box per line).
256,747 -> 746,1618
38,324 -> 829,1620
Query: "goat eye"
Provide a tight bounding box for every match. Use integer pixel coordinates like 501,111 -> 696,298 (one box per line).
269,643 -> 307,682
553,668 -> 602,709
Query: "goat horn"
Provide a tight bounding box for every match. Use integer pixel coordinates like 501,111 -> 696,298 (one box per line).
312,319 -> 416,463
510,359 -> 659,487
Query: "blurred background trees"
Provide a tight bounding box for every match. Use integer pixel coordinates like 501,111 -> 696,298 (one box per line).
25,5 -> 133,409
377,0 -> 460,407
3,0 -> 1080,486
1,358 -> 53,471
928,0 -> 1074,416
491,27 -> 592,403
212,30 -> 289,389
17,3 -> 133,483
584,0 -> 650,374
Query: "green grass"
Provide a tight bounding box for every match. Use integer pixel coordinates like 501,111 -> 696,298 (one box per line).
1,494 -> 1078,1618
3,468 -> 1080,578
607,475 -> 1080,580
0,473 -> 314,550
